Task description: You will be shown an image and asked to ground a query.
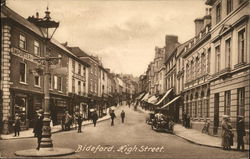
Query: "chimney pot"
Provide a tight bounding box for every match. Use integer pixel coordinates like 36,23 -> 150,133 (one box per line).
36,12 -> 39,18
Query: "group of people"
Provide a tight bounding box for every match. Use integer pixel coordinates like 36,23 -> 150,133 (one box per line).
182,112 -> 191,128
221,115 -> 246,151
107,109 -> 126,126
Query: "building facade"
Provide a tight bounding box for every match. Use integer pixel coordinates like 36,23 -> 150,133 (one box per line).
182,11 -> 212,131
205,0 -> 249,143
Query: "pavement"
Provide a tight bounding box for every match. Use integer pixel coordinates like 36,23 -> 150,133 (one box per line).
0,111 -> 111,140
137,105 -> 249,151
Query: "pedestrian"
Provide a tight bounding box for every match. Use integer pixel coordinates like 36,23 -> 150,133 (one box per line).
236,115 -> 246,151
221,115 -> 232,150
13,113 -> 21,137
110,110 -> 116,126
76,113 -> 83,133
186,114 -> 190,128
182,112 -> 187,127
33,109 -> 44,150
92,111 -> 98,127
61,111 -> 66,131
120,110 -> 125,123
65,111 -> 72,131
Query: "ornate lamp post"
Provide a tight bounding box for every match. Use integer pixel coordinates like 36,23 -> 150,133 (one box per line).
15,7 -> 74,157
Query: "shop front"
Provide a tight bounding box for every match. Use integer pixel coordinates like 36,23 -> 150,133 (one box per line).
10,89 -> 43,131
50,95 -> 69,126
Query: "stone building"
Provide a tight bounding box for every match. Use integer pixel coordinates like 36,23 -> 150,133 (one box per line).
0,6 -> 78,133
182,9 -> 212,131
205,0 -> 249,143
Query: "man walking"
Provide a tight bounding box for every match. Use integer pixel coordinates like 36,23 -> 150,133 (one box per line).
110,110 -> 116,126
33,109 -> 44,151
120,110 -> 125,123
92,110 -> 98,127
236,116 -> 245,151
76,113 -> 83,133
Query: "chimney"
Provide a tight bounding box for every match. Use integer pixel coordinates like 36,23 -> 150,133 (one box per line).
203,8 -> 211,27
165,35 -> 178,54
194,18 -> 204,36
36,12 -> 39,18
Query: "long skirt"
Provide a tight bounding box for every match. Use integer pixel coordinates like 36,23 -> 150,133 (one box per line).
222,135 -> 230,147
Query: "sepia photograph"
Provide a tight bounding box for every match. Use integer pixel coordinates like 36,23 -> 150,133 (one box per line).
0,0 -> 249,158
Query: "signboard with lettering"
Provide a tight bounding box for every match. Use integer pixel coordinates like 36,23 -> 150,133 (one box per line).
11,47 -> 44,65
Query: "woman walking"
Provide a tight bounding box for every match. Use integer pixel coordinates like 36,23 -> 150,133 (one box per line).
221,115 -> 232,150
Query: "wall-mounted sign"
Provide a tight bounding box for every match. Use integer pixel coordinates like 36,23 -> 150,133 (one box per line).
11,47 -> 44,65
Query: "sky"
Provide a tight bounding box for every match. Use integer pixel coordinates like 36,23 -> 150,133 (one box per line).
7,0 -> 207,77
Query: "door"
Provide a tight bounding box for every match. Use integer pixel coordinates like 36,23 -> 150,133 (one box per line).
214,93 -> 220,135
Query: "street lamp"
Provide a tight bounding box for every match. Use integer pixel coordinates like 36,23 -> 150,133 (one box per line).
15,7 -> 74,157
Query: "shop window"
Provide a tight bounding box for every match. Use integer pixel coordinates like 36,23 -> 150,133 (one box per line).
14,96 -> 27,124
19,34 -> 26,50
224,90 -> 231,116
20,62 -> 26,83
237,87 -> 245,116
34,40 -> 40,56
238,28 -> 246,64
34,75 -> 40,87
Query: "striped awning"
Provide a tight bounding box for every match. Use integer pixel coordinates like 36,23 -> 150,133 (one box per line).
141,93 -> 149,101
155,88 -> 173,105
160,96 -> 181,109
147,95 -> 158,104
136,92 -> 145,100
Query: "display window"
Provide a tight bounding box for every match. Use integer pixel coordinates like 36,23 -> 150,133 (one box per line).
14,96 -> 27,124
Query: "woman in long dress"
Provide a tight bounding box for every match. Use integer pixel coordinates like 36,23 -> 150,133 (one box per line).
221,115 -> 232,150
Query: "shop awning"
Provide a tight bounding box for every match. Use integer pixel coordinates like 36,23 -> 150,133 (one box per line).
160,96 -> 181,109
141,93 -> 149,101
136,92 -> 144,100
147,95 -> 158,104
155,88 -> 173,105
110,106 -> 117,110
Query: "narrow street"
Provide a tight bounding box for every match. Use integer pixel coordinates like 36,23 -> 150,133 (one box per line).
0,105 -> 248,159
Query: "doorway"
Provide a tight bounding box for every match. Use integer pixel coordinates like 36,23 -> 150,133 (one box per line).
214,93 -> 220,135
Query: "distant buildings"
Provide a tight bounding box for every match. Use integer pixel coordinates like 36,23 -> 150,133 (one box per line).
138,0 -> 249,143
